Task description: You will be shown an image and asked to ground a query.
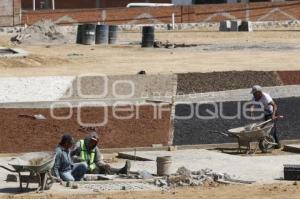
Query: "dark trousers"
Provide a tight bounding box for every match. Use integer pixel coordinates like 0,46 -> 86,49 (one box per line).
265,114 -> 280,144
90,165 -> 122,175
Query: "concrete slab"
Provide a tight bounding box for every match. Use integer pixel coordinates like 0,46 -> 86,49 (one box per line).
176,85 -> 300,103
0,76 -> 75,103
283,144 -> 300,153
116,149 -> 300,182
0,47 -> 29,58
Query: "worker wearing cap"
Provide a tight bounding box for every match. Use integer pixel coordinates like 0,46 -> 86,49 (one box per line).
53,134 -> 88,182
71,131 -> 131,175
250,85 -> 281,148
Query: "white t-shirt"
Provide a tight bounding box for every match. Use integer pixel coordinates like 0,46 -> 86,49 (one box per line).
252,92 -> 274,114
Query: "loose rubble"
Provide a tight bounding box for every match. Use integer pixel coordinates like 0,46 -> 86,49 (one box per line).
153,167 -> 244,189
10,20 -> 65,44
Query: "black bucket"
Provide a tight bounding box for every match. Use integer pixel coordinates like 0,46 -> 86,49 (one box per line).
81,24 -> 96,45
76,24 -> 84,44
95,24 -> 109,44
142,26 -> 155,48
109,25 -> 118,44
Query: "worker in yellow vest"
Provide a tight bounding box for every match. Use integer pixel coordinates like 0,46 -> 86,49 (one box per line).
71,131 -> 131,174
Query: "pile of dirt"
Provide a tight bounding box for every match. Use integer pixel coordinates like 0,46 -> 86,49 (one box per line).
11,20 -> 65,44
0,105 -> 171,153
277,71 -> 300,85
177,71 -> 282,94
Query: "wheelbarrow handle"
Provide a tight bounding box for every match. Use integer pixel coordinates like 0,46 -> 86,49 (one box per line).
0,165 -> 16,173
209,130 -> 230,137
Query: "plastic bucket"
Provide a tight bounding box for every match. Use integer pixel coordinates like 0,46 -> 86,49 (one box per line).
156,156 -> 172,176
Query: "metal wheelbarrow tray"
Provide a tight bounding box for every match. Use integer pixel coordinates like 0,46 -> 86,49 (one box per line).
214,119 -> 277,154
0,152 -> 55,192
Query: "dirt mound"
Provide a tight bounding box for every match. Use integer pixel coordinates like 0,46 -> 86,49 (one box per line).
11,20 -> 65,44
0,105 -> 171,153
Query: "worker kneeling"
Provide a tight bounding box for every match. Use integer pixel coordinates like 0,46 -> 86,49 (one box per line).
71,132 -> 131,175
53,134 -> 88,182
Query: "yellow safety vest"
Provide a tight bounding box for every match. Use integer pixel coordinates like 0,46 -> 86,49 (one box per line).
80,140 -> 96,171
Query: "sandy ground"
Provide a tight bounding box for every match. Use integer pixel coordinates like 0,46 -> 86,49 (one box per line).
1,147 -> 300,198
1,183 -> 300,199
0,31 -> 299,76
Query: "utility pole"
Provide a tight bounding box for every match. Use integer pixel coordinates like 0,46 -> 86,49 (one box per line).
33,0 -> 36,11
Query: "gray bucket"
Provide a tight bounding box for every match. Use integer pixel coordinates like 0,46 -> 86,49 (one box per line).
76,24 -> 84,44
142,26 -> 155,48
109,25 -> 118,44
156,156 -> 172,176
95,24 -> 109,44
82,24 -> 96,45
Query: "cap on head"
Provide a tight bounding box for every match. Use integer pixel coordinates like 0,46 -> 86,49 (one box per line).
251,85 -> 262,94
88,131 -> 99,142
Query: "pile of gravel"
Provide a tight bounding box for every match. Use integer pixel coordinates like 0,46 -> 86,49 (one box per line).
177,71 -> 282,94
11,20 -> 65,44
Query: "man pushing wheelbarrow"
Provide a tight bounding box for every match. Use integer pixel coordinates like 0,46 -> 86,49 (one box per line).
250,85 -> 281,149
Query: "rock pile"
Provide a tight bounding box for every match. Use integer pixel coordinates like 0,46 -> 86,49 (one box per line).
154,167 -> 233,188
11,20 -> 65,44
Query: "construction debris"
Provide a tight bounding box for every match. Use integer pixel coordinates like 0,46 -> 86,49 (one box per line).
153,167 -> 254,188
154,40 -> 199,49
18,114 -> 46,120
11,20 -> 65,44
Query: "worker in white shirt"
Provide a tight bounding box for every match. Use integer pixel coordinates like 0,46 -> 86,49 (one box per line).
250,85 -> 281,149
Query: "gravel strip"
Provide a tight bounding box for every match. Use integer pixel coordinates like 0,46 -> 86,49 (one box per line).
177,71 -> 282,94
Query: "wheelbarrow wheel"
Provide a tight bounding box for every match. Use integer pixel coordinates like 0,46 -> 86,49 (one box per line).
259,136 -> 275,153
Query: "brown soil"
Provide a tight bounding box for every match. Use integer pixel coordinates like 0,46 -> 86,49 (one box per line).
277,71 -> 300,85
0,31 -> 300,76
0,105 -> 171,153
1,183 -> 300,199
177,71 -> 282,94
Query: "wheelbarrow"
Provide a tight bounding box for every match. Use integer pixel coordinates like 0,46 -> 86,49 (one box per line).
212,119 -> 277,154
0,152 -> 56,192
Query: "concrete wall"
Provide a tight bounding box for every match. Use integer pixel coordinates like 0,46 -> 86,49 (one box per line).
0,0 -> 21,27
62,74 -> 176,101
21,1 -> 300,25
